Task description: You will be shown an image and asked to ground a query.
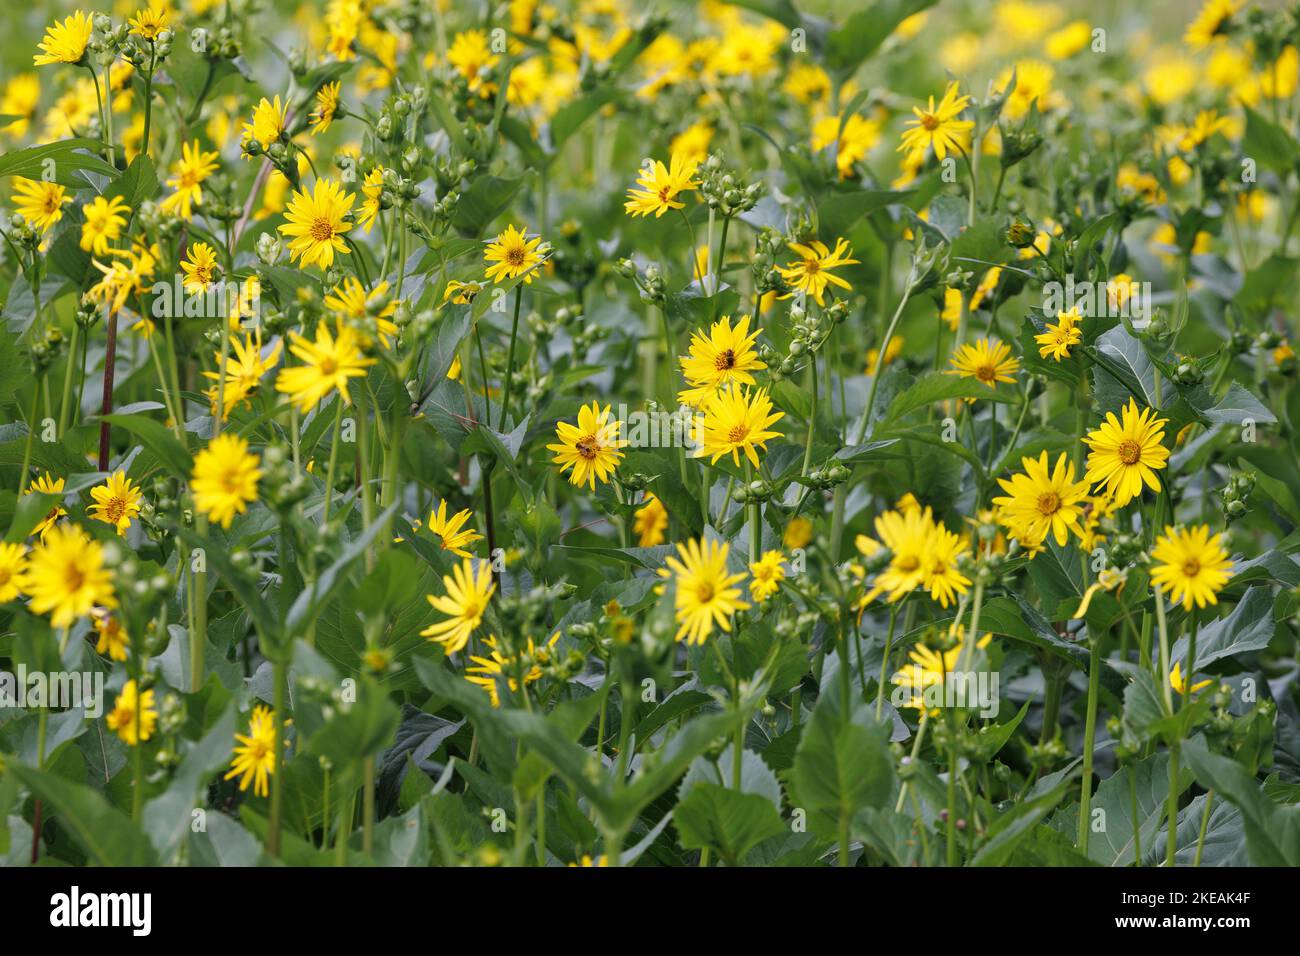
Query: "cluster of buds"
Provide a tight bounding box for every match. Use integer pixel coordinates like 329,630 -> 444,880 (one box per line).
1171,355 -> 1205,387
259,443 -> 312,513
799,462 -> 852,492
375,88 -> 428,142
999,125 -> 1043,169
1220,470 -> 1255,522
697,153 -> 764,217
618,259 -> 667,307
191,25 -> 243,62
768,299 -> 847,382
29,327 -> 67,374
750,228 -> 788,298
88,14 -> 125,66
7,214 -> 43,257
730,478 -> 777,505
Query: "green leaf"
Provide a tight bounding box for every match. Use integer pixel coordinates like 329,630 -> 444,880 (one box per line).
1083,752 -> 1192,866
674,783 -> 787,865
880,371 -> 1016,427
142,704 -> 236,863
0,138 -> 117,185
1181,736 -> 1300,866
286,502 -> 399,636
971,780 -> 1070,866
1171,586 -> 1275,671
824,0 -> 936,73
1243,106 -> 1300,174
102,412 -> 194,479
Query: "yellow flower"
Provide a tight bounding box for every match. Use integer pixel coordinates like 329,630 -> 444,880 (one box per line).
1106,274 -> 1139,311
898,81 -> 974,164
88,470 -> 143,537
127,6 -> 169,41
276,321 -> 375,412
79,195 -> 130,256
947,338 -> 1019,387
26,472 -> 67,540
1082,398 -> 1170,507
180,241 -> 220,293
310,81 -> 341,134
694,385 -> 784,469
241,95 -> 287,152
940,288 -> 963,332
1150,524 -> 1234,609
1170,662 -> 1213,696
279,178 -> 355,270
785,61 -> 831,103
191,433 -> 261,529
203,330 -> 282,421
1035,308 -> 1083,361
669,122 -> 713,164
92,609 -> 130,661
749,550 -> 785,603
356,167 -> 384,233
783,516 -> 813,550
812,113 -> 881,179
12,177 -> 70,233
633,491 -> 669,547
677,314 -> 766,407
0,543 -> 29,602
1047,20 -> 1092,59
1185,0 -> 1243,49
1,73 -> 41,138
970,267 -> 1002,311
624,151 -> 700,218
547,401 -> 627,489
160,140 -> 219,220
443,279 -> 482,304
465,632 -> 559,707
993,452 -> 1091,549
866,335 -> 905,370
923,524 -> 971,608
893,635 -> 992,714
778,237 -> 858,307
105,680 -> 157,746
427,500 -> 484,557
665,538 -> 750,645
34,10 -> 93,66
483,223 -> 545,283
324,278 -> 398,348
448,29 -> 501,96
996,59 -> 1056,121
860,505 -> 933,605
25,523 -> 116,629
224,705 -> 278,797
422,558 -> 496,654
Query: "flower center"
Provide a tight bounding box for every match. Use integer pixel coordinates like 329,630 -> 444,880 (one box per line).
462,599 -> 483,621
897,555 -> 920,572
1182,558 -> 1201,577
1036,492 -> 1061,516
695,582 -> 715,602
310,217 -> 335,242
727,424 -> 750,444
319,356 -> 338,377
506,245 -> 526,267
575,435 -> 600,459
921,112 -> 939,131
104,497 -> 126,523
975,363 -> 997,383
1117,439 -> 1142,465
64,565 -> 85,592
803,258 -> 821,274
715,348 -> 736,371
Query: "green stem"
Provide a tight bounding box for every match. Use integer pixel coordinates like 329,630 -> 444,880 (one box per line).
269,658 -> 288,859
322,397 -> 345,523
1077,633 -> 1103,851
498,284 -> 524,430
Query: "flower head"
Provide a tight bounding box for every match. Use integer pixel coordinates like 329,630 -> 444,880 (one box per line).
203,330 -> 282,421
275,321 -> 375,412
25,523 -> 116,630
241,95 -> 287,152
422,558 -> 496,654
0,543 -> 29,602
633,492 -> 669,547
106,680 -> 157,745
225,705 -> 278,797
279,178 -> 355,270
181,241 -> 220,293
427,500 -> 484,558
191,433 -> 261,529
778,237 -> 859,307
25,472 -> 67,540
80,195 -> 130,256
324,278 -> 398,348
12,177 -> 70,233
160,141 -> 219,220
749,550 -> 786,603
128,6 -> 169,40
483,223 -> 545,283
310,81 -> 341,134
34,11 -> 92,66
88,471 -> 143,537
993,452 -> 1091,549
1035,308 -> 1083,361
898,81 -> 974,163
1083,398 -> 1170,507
677,314 -> 766,407
547,402 -> 627,489
665,538 -> 750,645
624,151 -> 700,217
1150,524 -> 1233,609
1170,662 -> 1213,696
694,385 -> 784,468
465,632 -> 560,707
92,609 -> 129,661
947,337 -> 1020,388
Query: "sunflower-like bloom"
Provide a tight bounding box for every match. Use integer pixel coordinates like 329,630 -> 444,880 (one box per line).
922,524 -> 971,609
665,538 -> 750,645
633,491 -> 668,547
25,472 -> 67,540
860,505 -> 935,605
1150,524 -> 1234,609
1082,398 -> 1170,507
324,278 -> 398,347
624,151 -> 700,217
1034,308 -> 1083,361
1184,0 -> 1243,48
275,321 -> 375,412
279,178 -> 355,270
310,81 -> 341,134
898,81 -> 974,164
677,314 -> 766,407
777,237 -> 859,307
749,550 -> 786,603
92,609 -> 129,661
422,558 -> 496,654
203,330 -> 282,421
160,140 -> 219,220
106,679 -> 157,745
25,523 -> 116,629
79,194 -> 130,256
812,113 -> 881,179
892,634 -> 992,715
241,95 -> 287,152
224,705 -> 278,797
547,401 -> 627,489
447,29 -> 501,95
356,167 -> 384,232
465,632 -> 560,707
992,452 -> 1091,549
128,6 -> 169,40
483,223 -> 545,283
191,433 -> 261,529
427,500 -> 484,558
88,470 -> 143,537
34,11 -> 92,66
0,542 -> 29,602
693,385 -> 784,468
947,337 -> 1020,388
181,240 -> 220,293
12,177 -> 70,232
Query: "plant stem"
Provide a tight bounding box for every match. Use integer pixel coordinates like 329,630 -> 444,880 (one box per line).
498,284 -> 524,430
269,659 -> 288,859
1077,633 -> 1103,851
322,398 -> 345,523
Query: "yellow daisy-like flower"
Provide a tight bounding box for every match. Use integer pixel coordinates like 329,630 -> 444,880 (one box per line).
356,167 -> 384,233
447,29 -> 501,95
633,491 -> 669,547
25,472 -> 67,540
783,516 -> 813,550
12,177 -> 71,233
105,680 -> 157,746
191,433 -> 261,529
0,542 -> 29,602
860,504 -> 933,605
34,10 -> 93,66
241,95 -> 287,152
992,452 -> 1091,549
547,401 -> 627,489
127,6 -> 169,40
160,140 -> 219,220
898,81 -> 974,164
1150,524 -> 1234,609
923,524 -> 971,608
79,194 -> 130,257
624,151 -> 700,218
310,81 -> 341,134
892,634 -> 992,715
465,632 -> 560,707
421,558 -> 496,654
427,500 -> 484,558
224,705 -> 278,797
324,278 -> 398,348
777,237 -> 859,307
279,178 -> 355,270
665,538 -> 750,646
443,279 -> 483,305
694,385 -> 784,469
25,523 -> 116,630
87,470 -> 143,537
677,314 -> 767,407
811,113 -> 881,179
275,321 -> 376,412
202,330 -> 283,421
180,241 -> 220,293
749,550 -> 786,603
483,223 -> 545,284
1082,398 -> 1170,507
1035,308 -> 1083,361
866,335 -> 905,370
1170,662 -> 1213,696
947,337 -> 1020,388
92,609 -> 130,662
1185,0 -> 1243,48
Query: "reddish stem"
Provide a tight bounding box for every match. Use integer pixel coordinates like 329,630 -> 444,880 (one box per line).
98,310 -> 118,470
